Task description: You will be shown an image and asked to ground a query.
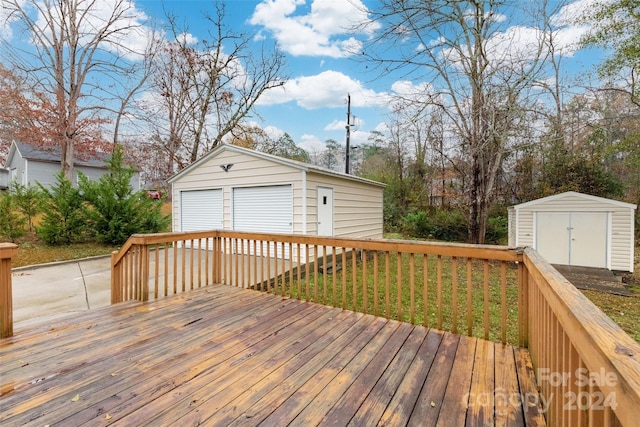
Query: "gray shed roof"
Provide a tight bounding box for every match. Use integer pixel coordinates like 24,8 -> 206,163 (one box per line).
511,191 -> 636,211
168,143 -> 386,188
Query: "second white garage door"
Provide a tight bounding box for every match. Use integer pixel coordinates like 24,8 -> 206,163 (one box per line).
233,185 -> 293,234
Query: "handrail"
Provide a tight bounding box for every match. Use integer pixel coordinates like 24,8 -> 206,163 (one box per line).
524,248 -> 640,426
0,242 -> 18,338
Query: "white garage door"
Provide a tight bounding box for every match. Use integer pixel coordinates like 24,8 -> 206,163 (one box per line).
233,185 -> 293,259
536,211 -> 608,268
233,185 -> 293,233
181,189 -> 223,232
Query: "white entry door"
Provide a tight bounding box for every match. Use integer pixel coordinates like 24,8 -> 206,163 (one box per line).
536,211 -> 608,268
317,187 -> 334,236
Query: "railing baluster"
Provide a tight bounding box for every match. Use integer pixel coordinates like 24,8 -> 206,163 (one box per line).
397,252 -> 402,321
373,251 -> 379,317
451,256 -> 458,334
500,261 -> 507,344
340,248 -> 346,309
409,253 -> 415,324
466,258 -> 473,337
305,244 -> 310,301
362,250 -> 368,315
423,254 -> 428,328
154,244 -> 159,299
164,243 -> 169,297
483,259 -> 489,340
385,251 -> 390,319
331,248 -> 336,306
437,255 -> 442,330
351,249 -> 356,311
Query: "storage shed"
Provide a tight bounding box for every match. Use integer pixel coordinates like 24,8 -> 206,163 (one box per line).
508,191 -> 636,272
168,144 -> 385,241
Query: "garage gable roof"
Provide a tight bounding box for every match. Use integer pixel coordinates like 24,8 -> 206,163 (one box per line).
168,143 -> 386,188
512,191 -> 636,211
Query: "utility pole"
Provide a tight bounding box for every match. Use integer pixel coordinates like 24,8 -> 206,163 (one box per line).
345,93 -> 351,174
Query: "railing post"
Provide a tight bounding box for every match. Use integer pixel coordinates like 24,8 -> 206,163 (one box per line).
111,251 -> 121,304
1,243 -> 18,338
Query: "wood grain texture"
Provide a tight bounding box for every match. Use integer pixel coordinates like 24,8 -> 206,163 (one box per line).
1,285 -> 542,426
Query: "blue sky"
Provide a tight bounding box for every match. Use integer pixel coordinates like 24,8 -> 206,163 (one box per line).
2,0 -> 606,155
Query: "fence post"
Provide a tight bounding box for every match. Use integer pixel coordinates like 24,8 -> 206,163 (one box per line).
1,243 -> 18,338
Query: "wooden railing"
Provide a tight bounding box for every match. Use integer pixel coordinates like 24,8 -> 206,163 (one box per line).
1,242 -> 17,338
109,230 -> 640,426
111,230 -> 525,345
523,248 -> 640,427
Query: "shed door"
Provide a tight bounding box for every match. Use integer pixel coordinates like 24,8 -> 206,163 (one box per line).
317,187 -> 334,236
181,189 -> 223,232
232,185 -> 293,234
536,211 -> 607,268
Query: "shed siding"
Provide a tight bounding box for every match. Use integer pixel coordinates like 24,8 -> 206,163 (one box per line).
306,172 -> 383,239
512,192 -> 635,272
171,150 -> 302,233
611,208 -> 634,271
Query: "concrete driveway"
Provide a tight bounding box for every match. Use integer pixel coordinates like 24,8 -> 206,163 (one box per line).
12,256 -> 112,328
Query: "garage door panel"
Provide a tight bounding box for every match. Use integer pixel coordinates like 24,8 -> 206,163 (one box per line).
180,189 -> 223,249
233,185 -> 293,259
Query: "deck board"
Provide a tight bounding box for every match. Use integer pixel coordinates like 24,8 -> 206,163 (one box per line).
0,285 -> 546,426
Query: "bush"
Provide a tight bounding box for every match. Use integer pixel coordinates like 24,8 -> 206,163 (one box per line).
403,208 -> 468,242
79,145 -> 170,245
37,172 -> 87,245
485,215 -> 508,244
0,193 -> 27,241
10,182 -> 43,232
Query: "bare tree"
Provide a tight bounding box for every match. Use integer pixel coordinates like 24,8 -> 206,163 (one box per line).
357,0 -> 558,243
146,3 -> 286,177
2,0 -> 151,179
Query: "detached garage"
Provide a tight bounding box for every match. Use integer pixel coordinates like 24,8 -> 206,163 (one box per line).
508,191 -> 636,272
168,143 -> 385,242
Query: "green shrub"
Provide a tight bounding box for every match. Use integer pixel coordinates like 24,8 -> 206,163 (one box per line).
10,182 -> 43,231
79,145 -> 170,245
485,215 -> 508,244
37,172 -> 87,245
403,208 -> 468,242
0,193 -> 27,241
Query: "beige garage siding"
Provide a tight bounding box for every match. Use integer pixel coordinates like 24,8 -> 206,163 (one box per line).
171,149 -> 303,233
170,144 -> 385,244
306,172 -> 384,239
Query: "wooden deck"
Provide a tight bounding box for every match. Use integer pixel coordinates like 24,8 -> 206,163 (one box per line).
0,285 -> 545,426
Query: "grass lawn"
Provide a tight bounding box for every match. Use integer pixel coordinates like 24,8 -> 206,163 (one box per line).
5,218 -> 639,344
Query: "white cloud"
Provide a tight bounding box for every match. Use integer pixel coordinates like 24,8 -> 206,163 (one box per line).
324,120 -> 346,131
257,69 -> 388,109
3,0 -> 154,61
249,0 -> 379,58
299,133 -> 326,153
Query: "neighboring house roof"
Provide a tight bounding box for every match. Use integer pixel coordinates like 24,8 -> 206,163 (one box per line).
168,143 -> 386,188
4,140 -> 110,169
511,191 -> 636,210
